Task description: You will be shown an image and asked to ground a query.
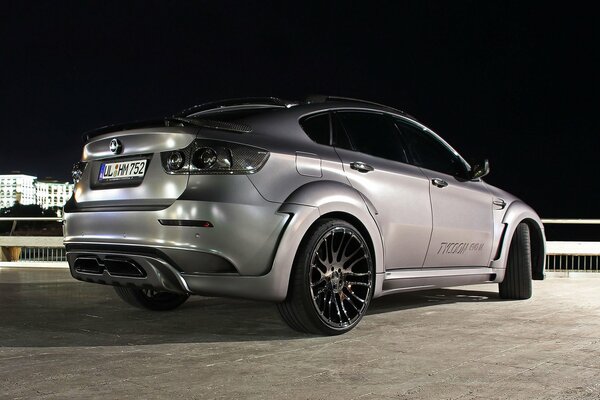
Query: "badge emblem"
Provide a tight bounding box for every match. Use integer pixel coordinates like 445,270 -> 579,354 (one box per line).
109,138 -> 122,154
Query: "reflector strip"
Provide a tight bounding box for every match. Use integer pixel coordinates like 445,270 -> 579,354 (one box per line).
158,219 -> 214,228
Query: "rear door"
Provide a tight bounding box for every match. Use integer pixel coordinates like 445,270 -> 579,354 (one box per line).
333,111 -> 432,270
393,118 -> 494,268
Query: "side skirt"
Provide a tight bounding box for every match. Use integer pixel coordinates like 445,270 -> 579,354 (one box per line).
379,267 -> 497,297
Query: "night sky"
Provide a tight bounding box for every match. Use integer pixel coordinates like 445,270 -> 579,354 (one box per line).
1,1 -> 598,221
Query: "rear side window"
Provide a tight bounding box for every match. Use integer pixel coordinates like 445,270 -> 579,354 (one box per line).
332,114 -> 352,149
300,113 -> 331,145
336,112 -> 408,163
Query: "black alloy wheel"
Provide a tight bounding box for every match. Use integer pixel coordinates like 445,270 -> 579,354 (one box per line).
278,218 -> 374,335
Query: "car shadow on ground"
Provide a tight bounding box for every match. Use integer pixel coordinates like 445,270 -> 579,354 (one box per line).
0,277 -> 502,348
368,287 -> 503,315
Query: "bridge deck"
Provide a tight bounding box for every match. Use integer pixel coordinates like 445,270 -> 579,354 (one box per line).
0,268 -> 598,399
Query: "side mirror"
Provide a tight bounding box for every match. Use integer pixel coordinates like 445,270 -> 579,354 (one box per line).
469,159 -> 490,180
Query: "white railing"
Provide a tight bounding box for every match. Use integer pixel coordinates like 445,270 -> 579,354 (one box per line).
0,217 -> 65,264
541,219 -> 600,273
0,218 -> 599,271
541,219 -> 600,224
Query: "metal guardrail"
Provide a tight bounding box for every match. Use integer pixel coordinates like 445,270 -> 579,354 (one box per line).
0,218 -> 598,271
0,217 -> 63,221
0,217 -> 65,263
19,247 -> 66,262
541,219 -> 600,224
542,219 -> 600,273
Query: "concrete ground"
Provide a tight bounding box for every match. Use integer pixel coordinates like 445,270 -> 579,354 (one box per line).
0,268 -> 598,400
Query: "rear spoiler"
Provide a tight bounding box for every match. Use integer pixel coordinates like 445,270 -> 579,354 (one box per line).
82,117 -> 252,143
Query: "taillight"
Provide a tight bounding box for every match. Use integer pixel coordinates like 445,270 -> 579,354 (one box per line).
192,147 -> 220,169
166,151 -> 185,171
162,139 -> 269,175
71,162 -> 87,183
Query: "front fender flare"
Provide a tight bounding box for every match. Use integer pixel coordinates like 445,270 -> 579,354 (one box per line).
490,200 -> 546,281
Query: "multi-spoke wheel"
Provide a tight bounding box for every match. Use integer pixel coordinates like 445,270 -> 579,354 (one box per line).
277,218 -> 374,335
114,287 -> 190,311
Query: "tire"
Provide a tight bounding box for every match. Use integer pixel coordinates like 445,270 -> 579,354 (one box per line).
499,222 -> 532,300
114,287 -> 190,311
277,218 -> 375,335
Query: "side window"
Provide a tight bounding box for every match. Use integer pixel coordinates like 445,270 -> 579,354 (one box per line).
332,113 -> 352,150
300,113 -> 331,145
335,112 -> 408,163
395,119 -> 466,176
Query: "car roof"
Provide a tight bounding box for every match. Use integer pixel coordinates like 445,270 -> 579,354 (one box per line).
176,96 -> 415,120
82,96 -> 419,142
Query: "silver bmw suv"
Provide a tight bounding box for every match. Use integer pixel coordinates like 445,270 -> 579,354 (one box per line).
65,96 -> 546,335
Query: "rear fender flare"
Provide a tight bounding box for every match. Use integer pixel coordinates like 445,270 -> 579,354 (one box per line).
270,180 -> 385,299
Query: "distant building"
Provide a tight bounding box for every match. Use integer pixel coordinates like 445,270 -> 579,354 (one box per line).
36,179 -> 74,209
0,173 -> 73,209
0,174 -> 37,208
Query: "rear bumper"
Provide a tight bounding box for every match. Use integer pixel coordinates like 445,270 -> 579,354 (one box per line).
64,175 -> 289,277
65,242 -> 289,301
65,202 -> 320,302
64,199 -> 292,300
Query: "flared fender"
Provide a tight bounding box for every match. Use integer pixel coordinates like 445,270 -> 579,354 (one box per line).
490,200 -> 546,281
267,180 -> 385,299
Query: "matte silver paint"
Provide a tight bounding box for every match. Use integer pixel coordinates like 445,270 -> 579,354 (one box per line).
295,152 -> 322,178
83,128 -> 197,160
66,180 -> 288,277
420,167 -> 493,268
334,146 -> 432,270
65,98 -> 545,303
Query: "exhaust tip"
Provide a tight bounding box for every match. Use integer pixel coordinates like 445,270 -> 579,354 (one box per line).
74,257 -> 103,274
73,256 -> 147,278
104,258 -> 147,278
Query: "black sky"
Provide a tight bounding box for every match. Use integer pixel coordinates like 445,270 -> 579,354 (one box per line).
1,1 -> 598,219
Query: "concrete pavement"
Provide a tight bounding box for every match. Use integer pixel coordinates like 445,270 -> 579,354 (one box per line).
0,267 -> 598,399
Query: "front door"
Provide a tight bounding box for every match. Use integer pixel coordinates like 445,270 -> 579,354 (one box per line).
393,118 -> 494,267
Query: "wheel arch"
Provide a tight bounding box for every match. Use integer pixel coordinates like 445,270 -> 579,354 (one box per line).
491,201 -> 546,281
270,180 -> 385,301
522,218 -> 545,280
281,180 -> 384,274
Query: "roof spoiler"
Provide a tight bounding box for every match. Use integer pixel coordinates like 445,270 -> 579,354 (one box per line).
174,97 -> 296,117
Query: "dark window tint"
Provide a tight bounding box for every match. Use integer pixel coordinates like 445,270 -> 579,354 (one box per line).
395,119 -> 466,176
336,112 -> 408,163
332,113 -> 352,150
300,113 -> 331,145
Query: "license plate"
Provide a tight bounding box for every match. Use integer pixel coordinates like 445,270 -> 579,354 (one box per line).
99,159 -> 147,181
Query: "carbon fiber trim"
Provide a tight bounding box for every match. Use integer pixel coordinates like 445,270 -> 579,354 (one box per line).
161,139 -> 269,175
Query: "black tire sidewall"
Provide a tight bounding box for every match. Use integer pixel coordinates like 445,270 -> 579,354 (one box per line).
499,222 -> 532,300
294,219 -> 375,335
114,287 -> 189,311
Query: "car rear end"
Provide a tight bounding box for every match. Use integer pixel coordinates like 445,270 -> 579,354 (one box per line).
64,117 -> 289,296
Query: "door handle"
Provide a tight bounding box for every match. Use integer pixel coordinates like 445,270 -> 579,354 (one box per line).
350,162 -> 374,173
432,178 -> 448,188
